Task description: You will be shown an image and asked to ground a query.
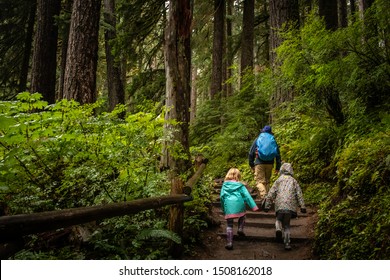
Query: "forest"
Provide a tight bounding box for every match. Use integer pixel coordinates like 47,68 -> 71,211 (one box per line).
0,0 -> 389,260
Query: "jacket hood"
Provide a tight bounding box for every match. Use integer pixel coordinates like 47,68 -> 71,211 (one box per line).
223,180 -> 244,191
280,163 -> 294,176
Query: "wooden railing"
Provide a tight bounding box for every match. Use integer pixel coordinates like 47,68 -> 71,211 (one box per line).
0,194 -> 192,243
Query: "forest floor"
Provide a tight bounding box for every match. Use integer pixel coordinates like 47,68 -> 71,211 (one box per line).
183,180 -> 319,260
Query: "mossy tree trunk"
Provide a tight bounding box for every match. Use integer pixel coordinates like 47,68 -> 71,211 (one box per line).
104,0 -> 125,112
240,0 -> 254,92
269,0 -> 299,118
210,0 -> 225,100
163,0 -> 192,259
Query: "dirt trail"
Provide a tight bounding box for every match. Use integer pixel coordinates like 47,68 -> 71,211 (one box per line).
185,180 -> 318,260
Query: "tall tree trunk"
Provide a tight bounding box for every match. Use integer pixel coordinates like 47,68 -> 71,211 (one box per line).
338,0 -> 348,28
19,1 -> 36,93
30,0 -> 61,104
210,0 -> 225,100
225,0 -> 233,97
63,0 -> 101,104
221,16 -> 227,99
163,0 -> 192,259
269,0 -> 299,66
269,0 -> 299,111
190,66 -> 197,123
318,0 -> 338,30
263,0 -> 270,65
58,0 -> 72,100
319,0 -> 345,125
104,0 -> 125,112
240,0 -> 254,85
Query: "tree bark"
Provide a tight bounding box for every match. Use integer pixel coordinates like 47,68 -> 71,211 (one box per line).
63,0 -> 101,104
269,0 -> 299,112
240,0 -> 254,80
338,0 -> 348,28
104,0 -> 125,112
225,0 -> 233,97
210,0 -> 225,100
163,0 -> 192,258
262,0 -> 270,65
30,0 -> 61,104
19,1 -> 36,93
190,66 -> 197,123
58,0 -> 72,100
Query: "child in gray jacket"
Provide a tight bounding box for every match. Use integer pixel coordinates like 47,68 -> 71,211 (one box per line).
264,163 -> 306,250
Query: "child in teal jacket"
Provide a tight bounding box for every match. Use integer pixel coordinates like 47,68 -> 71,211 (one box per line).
220,168 -> 259,250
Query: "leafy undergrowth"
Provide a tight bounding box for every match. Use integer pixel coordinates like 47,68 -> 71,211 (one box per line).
314,133 -> 390,259
1,93 -> 211,260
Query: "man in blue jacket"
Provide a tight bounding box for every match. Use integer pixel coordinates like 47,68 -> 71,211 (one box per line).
248,125 -> 281,199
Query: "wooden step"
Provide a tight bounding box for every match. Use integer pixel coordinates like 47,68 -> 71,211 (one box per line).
214,209 -> 278,219
235,218 -> 304,228
213,205 -> 312,218
215,214 -> 309,227
214,208 -> 315,242
217,227 -> 312,243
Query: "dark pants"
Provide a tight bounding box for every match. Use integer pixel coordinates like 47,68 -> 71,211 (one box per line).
276,210 -> 292,230
276,210 -> 295,244
227,216 -> 245,229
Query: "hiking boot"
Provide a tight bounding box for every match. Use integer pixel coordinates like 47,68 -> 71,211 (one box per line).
225,227 -> 233,250
275,220 -> 283,243
284,232 -> 291,250
225,243 -> 233,250
237,229 -> 246,237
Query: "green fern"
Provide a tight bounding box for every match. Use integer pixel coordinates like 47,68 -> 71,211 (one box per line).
135,229 -> 181,244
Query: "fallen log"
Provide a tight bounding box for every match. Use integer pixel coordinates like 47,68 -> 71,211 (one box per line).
0,194 -> 192,243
